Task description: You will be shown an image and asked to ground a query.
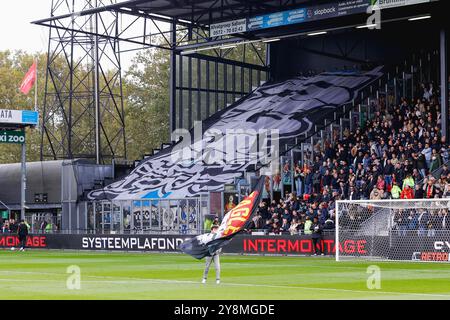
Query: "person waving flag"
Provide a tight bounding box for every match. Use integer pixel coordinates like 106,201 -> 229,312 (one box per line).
180,176 -> 265,261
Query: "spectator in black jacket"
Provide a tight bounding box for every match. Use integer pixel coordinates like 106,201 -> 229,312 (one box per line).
17,220 -> 29,252
414,184 -> 424,199
348,185 -> 360,200
280,218 -> 290,234
310,217 -> 324,256
9,219 -> 18,234
258,202 -> 270,221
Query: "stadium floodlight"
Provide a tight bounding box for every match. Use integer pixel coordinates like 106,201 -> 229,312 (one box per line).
408,15 -> 431,21
180,39 -> 262,55
335,198 -> 450,263
262,38 -> 281,43
356,23 -> 378,29
307,31 -> 327,36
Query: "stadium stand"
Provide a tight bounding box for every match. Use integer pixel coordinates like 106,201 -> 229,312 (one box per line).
251,75 -> 450,235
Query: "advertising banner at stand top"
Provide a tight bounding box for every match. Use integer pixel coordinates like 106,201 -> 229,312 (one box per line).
210,0 -> 433,37
0,109 -> 39,126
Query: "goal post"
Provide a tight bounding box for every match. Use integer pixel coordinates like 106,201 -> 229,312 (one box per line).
335,199 -> 450,262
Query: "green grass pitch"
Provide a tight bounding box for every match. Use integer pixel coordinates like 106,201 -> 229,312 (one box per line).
1,250 -> 450,300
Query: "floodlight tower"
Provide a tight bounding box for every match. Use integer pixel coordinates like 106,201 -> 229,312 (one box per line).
40,0 -> 126,164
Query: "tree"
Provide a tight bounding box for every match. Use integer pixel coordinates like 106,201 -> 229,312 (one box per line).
123,47 -> 170,161
0,50 -> 47,164
1,39 -> 266,164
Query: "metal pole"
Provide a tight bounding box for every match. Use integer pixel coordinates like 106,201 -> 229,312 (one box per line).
290,149 -> 294,194
20,131 -> 26,221
440,29 -> 449,141
68,165 -> 72,233
335,200 -> 340,262
169,20 -> 177,133
93,0 -> 101,164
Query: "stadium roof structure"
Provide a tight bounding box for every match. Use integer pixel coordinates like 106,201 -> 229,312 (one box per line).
33,0 -> 330,52
33,0 -> 442,53
35,0 -> 325,26
94,0 -> 329,25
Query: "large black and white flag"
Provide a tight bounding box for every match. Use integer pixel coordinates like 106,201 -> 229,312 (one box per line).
88,67 -> 383,201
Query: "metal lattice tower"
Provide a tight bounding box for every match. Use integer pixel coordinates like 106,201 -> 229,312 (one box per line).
40,0 -> 126,164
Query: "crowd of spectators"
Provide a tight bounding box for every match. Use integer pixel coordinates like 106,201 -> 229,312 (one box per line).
250,194 -> 335,237
1,217 -> 55,234
251,82 -> 450,235
1,218 -> 19,234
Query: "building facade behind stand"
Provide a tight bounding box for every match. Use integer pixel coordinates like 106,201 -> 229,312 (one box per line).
0,160 -> 121,233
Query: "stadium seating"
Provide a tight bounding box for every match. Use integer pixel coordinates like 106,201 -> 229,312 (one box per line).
254,62 -> 449,235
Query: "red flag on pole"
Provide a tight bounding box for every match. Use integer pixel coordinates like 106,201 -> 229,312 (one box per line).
19,62 -> 37,95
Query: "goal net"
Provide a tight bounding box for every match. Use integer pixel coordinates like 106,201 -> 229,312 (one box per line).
336,199 -> 450,262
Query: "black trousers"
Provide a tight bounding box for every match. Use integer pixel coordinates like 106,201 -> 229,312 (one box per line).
19,235 -> 27,249
312,237 -> 323,254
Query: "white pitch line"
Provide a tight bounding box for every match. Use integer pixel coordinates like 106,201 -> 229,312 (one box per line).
227,262 -> 450,273
1,272 -> 449,298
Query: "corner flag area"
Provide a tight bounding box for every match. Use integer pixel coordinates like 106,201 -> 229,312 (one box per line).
1,250 -> 450,300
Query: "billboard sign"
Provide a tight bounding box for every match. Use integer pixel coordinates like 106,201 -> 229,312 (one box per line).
210,19 -> 247,37
210,0 -> 432,37
0,109 -> 39,126
0,130 -> 25,144
0,210 -> 8,219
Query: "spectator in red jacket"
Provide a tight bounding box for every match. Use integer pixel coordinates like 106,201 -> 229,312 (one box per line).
376,176 -> 385,192
400,185 -> 414,199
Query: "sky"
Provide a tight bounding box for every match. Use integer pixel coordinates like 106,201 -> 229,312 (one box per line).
0,0 -> 162,70
0,0 -> 52,54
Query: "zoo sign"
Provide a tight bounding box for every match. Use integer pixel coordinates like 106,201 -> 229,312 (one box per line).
0,130 -> 25,144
